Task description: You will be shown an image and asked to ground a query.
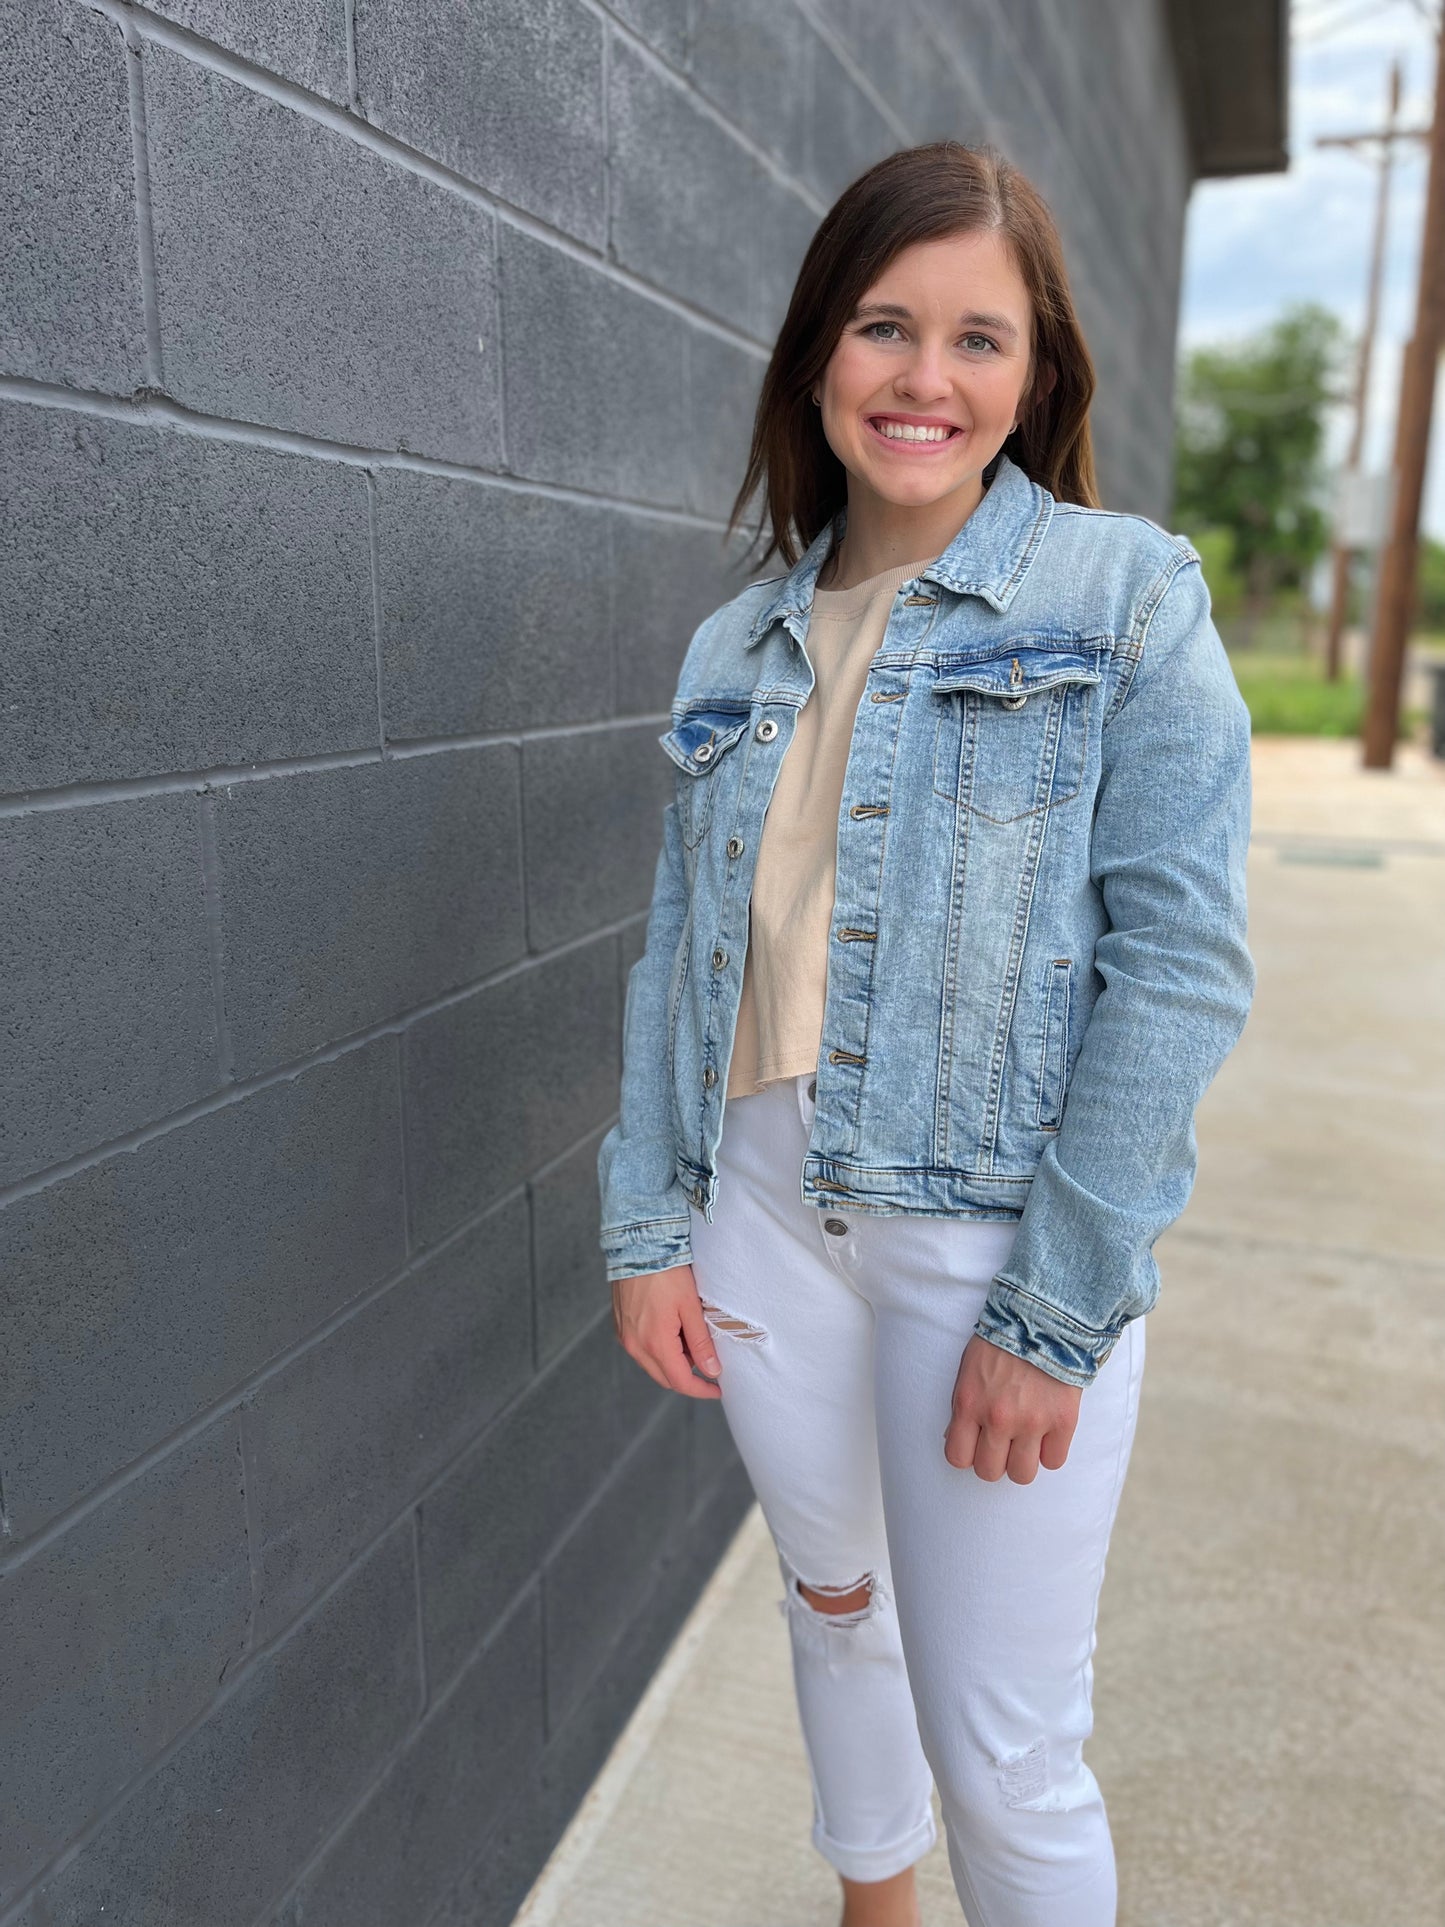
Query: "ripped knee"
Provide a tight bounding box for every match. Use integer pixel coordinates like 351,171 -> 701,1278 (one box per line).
796,1573 -> 875,1617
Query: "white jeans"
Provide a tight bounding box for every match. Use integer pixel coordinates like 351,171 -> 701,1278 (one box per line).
686,1071 -> 1146,1927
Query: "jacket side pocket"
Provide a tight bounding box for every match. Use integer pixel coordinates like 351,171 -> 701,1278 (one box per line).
1036,958 -> 1072,1132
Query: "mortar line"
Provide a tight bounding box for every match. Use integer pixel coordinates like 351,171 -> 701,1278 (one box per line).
234,1407 -> 261,1661
0,709 -> 675,817
365,470 -> 388,755
82,0 -> 822,302
119,13 -> 164,386
0,911 -> 641,1210
195,791 -> 235,1083
0,374 -> 760,505
343,0 -> 359,110
395,1031 -> 413,1258
412,1509 -> 429,1720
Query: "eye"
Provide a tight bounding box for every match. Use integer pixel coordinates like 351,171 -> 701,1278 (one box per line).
962,333 -> 999,353
860,321 -> 902,342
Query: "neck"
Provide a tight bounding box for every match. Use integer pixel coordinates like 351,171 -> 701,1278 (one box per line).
822,462 -> 994,592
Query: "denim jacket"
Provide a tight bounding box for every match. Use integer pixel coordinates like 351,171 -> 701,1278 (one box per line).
597,449 -> 1255,1387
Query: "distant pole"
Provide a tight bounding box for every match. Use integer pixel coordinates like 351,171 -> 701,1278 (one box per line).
1363,12 -> 1445,768
1317,60 -> 1405,682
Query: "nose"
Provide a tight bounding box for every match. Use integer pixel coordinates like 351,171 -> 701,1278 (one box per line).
895,346 -> 952,401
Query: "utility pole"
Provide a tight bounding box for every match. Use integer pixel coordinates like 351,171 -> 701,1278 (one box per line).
1316,62 -> 1418,681
1363,9 -> 1445,767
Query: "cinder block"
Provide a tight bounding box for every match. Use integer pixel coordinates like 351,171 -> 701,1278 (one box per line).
531,1121 -> 613,1367
402,939 -> 619,1252
355,0 -> 605,248
269,1588 -> 543,1927
144,0 -> 350,103
688,0 -> 813,182
0,794 -> 216,1186
0,401 -> 376,794
0,1039 -> 405,1541
610,510 -> 757,717
417,1314 -> 616,1692
0,0 -> 144,390
542,1406 -> 690,1730
0,1419 -> 250,1900
243,1196 -> 533,1642
427,1451 -> 753,1927
685,329 -> 763,522
143,46 -> 503,465
212,749 -> 526,1077
522,722 -> 673,950
802,32 -> 898,203
10,1523 -> 418,1927
607,0 -> 688,66
608,38 -> 765,337
374,472 -> 614,742
499,226 -> 690,507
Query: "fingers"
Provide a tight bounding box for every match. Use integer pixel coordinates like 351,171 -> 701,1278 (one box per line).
942,1411 -> 979,1471
678,1298 -> 723,1385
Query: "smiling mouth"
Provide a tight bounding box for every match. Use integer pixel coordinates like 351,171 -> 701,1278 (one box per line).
866,417 -> 964,447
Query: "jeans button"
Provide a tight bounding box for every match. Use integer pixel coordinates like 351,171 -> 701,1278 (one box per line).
823,1217 -> 848,1236
807,1077 -> 816,1101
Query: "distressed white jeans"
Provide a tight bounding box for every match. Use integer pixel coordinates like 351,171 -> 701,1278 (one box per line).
685,1071 -> 1146,1927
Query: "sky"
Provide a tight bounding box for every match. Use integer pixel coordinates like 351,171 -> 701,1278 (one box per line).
1177,0 -> 1444,536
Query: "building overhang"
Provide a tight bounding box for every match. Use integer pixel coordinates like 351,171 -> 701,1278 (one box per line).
1170,0 -> 1290,178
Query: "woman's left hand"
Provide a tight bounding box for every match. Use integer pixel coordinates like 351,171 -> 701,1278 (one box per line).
944,1334 -> 1082,1484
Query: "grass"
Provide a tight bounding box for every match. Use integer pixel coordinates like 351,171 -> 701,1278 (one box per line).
1225,650 -> 1367,737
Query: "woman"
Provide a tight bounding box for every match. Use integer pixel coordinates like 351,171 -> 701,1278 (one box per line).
597,141 -> 1254,1927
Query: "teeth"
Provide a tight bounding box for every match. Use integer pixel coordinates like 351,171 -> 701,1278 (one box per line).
874,420 -> 954,442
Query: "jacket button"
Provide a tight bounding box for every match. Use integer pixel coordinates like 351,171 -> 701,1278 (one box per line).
755,718 -> 779,741
807,1078 -> 816,1100
712,948 -> 727,969
694,740 -> 715,761
726,836 -> 744,858
703,1065 -> 717,1088
1001,693 -> 1028,710
823,1217 -> 848,1236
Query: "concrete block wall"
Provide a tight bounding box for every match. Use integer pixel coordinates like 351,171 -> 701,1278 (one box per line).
0,1 -> 1195,1921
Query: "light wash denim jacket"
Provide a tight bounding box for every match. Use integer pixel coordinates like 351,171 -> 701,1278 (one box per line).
597,450 -> 1255,1387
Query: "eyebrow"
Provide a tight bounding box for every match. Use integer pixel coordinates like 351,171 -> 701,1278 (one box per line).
852,301 -> 1020,340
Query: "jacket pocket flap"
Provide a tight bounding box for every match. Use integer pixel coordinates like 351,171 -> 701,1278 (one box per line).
931,652 -> 1102,700
658,708 -> 751,774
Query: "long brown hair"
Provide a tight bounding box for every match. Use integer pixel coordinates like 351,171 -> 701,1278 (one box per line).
726,141 -> 1100,573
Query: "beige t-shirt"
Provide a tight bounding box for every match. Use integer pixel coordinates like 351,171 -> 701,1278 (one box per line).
726,550 -> 938,1099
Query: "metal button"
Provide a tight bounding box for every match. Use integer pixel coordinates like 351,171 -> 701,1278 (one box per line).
807,1078 -> 816,1100
712,948 -> 727,969
703,1065 -> 717,1088
694,740 -> 714,761
755,718 -> 779,741
726,835 -> 744,858
823,1217 -> 848,1236
1001,694 -> 1028,710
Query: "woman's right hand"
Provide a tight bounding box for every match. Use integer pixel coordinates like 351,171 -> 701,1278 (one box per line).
611,1266 -> 723,1400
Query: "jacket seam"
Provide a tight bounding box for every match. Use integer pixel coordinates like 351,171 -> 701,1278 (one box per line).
1103,549 -> 1199,728
989,1272 -> 1120,1343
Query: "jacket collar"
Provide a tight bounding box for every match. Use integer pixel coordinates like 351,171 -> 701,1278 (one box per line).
743,449 -> 1054,648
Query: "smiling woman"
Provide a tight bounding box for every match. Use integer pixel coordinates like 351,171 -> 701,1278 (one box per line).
600,139 -> 1254,1927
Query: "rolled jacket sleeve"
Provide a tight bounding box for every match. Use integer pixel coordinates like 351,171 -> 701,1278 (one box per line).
973,552 -> 1256,1387
596,793 -> 696,1284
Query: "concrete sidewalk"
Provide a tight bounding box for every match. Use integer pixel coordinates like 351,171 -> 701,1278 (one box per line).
516,737 -> 1445,1927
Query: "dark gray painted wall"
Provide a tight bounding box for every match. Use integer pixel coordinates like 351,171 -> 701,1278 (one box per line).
0,2 -> 1197,1921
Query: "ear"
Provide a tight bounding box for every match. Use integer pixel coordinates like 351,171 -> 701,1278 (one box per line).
1038,359 -> 1058,399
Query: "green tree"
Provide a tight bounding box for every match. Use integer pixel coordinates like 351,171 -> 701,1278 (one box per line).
1173,302 -> 1351,644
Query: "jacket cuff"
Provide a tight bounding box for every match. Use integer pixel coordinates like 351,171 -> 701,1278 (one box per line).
602,1215 -> 694,1285
972,1278 -> 1125,1389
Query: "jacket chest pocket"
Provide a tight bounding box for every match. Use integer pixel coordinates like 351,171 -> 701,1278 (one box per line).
658,706 -> 751,849
931,650 -> 1102,823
